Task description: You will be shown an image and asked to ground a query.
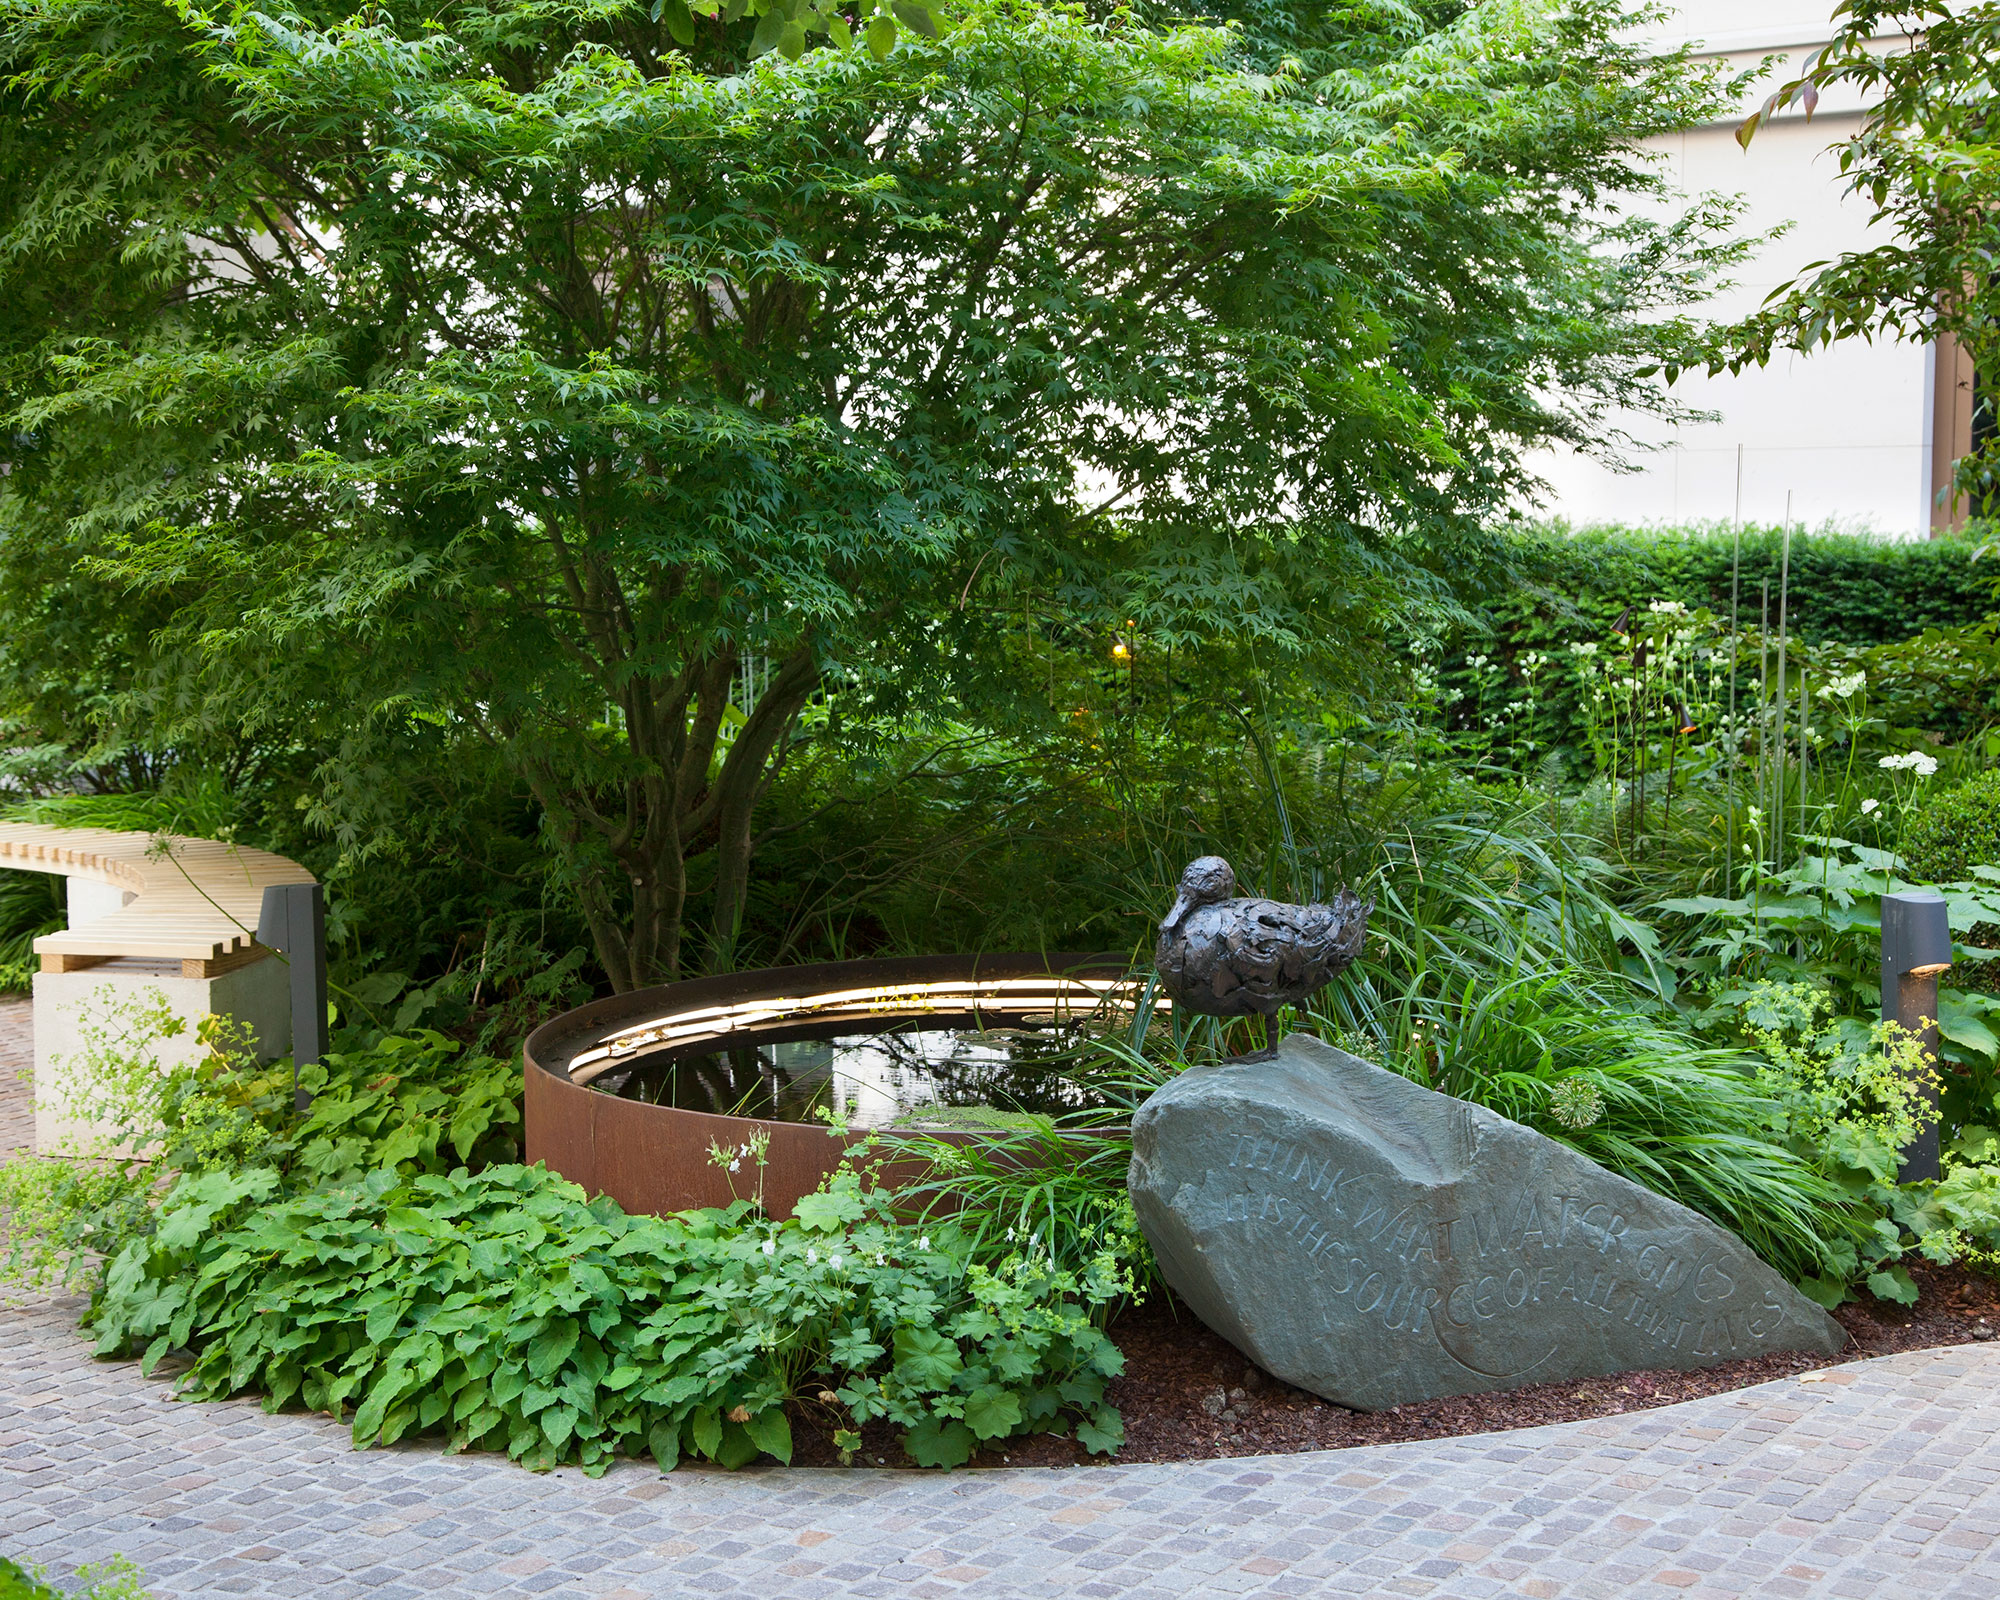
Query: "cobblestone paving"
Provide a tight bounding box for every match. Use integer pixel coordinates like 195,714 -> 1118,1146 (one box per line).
0,992 -> 35,1156
6,1009 -> 2000,1598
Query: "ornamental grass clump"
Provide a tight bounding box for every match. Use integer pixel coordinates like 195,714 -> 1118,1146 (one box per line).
90,1165 -> 1125,1473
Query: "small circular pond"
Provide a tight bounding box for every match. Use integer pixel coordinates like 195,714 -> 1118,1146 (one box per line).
523,953 -> 1141,1217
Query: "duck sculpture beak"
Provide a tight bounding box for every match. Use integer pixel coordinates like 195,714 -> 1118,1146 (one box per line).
1161,890 -> 1194,933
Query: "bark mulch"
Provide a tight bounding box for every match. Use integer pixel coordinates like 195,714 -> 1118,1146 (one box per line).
788,1259 -> 2000,1469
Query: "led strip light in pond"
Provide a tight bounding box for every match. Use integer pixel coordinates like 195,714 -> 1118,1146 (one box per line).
566,975 -> 1161,1084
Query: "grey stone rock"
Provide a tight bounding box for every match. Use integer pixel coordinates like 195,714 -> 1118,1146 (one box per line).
1128,1034 -> 1847,1411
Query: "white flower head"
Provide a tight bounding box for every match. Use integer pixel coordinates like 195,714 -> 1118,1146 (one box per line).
728,1159 -> 741,1173
1569,641 -> 1599,657
761,1237 -> 777,1257
806,1247 -> 819,1265
829,1254 -> 845,1271
1881,750 -> 1939,776
1647,599 -> 1688,616
875,1253 -> 886,1266
1915,753 -> 1939,777
1861,798 -> 1880,816
919,1235 -> 932,1252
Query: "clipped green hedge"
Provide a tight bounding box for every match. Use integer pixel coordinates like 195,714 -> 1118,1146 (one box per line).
1903,770 -> 2000,885
1480,523 -> 1992,648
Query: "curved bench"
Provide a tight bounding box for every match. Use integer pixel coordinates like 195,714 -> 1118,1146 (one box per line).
0,822 -> 318,1152
0,823 -> 315,976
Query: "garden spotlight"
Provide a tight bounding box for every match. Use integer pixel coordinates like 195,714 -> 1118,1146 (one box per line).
1675,703 -> 1697,736
1881,888 -> 1951,1183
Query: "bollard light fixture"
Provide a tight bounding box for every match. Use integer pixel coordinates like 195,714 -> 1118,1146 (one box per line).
1881,888 -> 1952,1183
258,882 -> 329,1115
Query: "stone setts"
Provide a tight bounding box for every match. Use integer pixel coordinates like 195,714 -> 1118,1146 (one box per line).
1128,1035 -> 1847,1411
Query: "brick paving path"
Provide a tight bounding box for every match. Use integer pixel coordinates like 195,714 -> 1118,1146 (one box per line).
6,1008 -> 2000,1599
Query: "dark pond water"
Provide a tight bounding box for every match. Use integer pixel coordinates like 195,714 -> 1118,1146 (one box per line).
587,1023 -> 1112,1128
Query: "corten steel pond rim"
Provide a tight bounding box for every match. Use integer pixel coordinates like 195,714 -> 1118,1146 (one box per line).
523,952 -> 1136,1220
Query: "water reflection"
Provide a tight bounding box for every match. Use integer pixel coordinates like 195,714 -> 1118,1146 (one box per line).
590,1024 -> 1108,1127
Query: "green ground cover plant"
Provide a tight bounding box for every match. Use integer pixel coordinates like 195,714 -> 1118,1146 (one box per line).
3,993 -> 1127,1470
0,1556 -> 149,1600
90,1164 -> 1124,1473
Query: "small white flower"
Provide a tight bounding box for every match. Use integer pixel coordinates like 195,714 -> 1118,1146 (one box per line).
806,1247 -> 819,1265
829,1255 -> 845,1271
1647,599 -> 1687,616
1861,798 -> 1880,816
919,1236 -> 932,1251
728,1159 -> 741,1173
1914,753 -> 1939,777
875,1253 -> 886,1267
761,1238 -> 777,1257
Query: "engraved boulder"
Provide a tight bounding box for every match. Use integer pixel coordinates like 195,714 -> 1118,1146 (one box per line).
1127,1035 -> 1846,1411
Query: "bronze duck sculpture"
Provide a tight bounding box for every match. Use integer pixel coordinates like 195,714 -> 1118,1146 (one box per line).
1154,856 -> 1370,1047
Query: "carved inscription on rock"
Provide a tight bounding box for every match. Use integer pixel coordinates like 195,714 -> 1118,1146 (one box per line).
1128,1036 -> 1845,1411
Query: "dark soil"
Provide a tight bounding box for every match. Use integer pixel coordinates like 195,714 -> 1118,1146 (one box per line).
787,1259 -> 2000,1470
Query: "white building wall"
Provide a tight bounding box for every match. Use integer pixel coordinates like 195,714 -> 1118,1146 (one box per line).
1533,3 -> 1938,535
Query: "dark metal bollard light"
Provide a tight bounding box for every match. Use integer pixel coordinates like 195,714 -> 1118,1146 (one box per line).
1881,888 -> 1952,1183
258,883 -> 329,1115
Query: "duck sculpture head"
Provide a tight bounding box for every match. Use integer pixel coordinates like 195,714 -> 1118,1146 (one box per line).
1161,855 -> 1239,934
1154,855 -> 1371,1055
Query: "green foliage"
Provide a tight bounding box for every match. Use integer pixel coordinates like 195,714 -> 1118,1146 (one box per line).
1728,981 -> 1959,1305
6,777 -> 244,841
0,992 -> 518,1293
0,866 -> 60,992
0,1556 -> 150,1600
90,1165 -> 1125,1473
0,0 -> 1745,990
1901,771 -> 2000,886
1430,524 -> 1997,781
877,1092 -> 1159,1306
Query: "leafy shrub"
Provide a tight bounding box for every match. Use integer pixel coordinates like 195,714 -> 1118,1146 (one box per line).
1900,770 -> 2000,885
91,1165 -> 1125,1473
1735,981 -> 1944,1304
0,867 -> 61,991
0,1556 -> 150,1600
267,1030 -> 521,1183
0,995 -> 518,1292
